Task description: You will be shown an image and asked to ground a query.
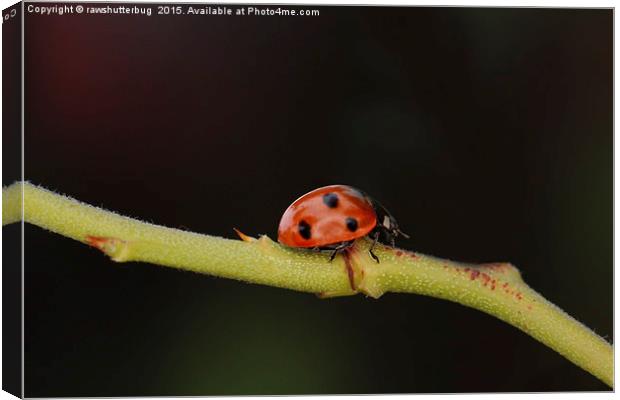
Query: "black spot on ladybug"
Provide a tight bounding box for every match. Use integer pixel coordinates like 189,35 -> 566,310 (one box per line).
322,193 -> 339,208
298,220 -> 311,239
345,217 -> 358,232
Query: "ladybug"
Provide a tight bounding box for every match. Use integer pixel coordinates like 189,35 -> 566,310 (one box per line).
277,185 -> 409,262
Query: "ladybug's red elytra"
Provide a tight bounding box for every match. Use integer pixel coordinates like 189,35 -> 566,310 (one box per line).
277,185 -> 409,262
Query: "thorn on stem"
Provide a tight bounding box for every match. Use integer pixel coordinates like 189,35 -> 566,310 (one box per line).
233,228 -> 255,242
85,235 -> 129,261
86,235 -> 112,250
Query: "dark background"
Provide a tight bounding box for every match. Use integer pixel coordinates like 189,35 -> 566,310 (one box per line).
10,4 -> 614,395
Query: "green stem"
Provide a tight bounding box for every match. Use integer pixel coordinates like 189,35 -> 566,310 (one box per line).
2,181 -> 613,387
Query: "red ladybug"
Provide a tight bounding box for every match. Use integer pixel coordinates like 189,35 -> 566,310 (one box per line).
277,185 -> 408,262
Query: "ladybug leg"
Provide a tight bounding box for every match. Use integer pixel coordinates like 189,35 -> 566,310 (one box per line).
329,241 -> 354,262
368,232 -> 380,263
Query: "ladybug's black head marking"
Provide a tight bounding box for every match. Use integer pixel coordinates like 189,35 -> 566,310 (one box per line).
298,220 -> 312,240
323,193 -> 339,208
345,217 -> 358,232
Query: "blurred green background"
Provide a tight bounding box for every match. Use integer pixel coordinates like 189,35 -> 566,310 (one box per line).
6,5 -> 612,395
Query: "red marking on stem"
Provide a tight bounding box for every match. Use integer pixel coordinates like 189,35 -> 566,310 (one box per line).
527,305 -> 532,310
467,269 -> 498,290
343,252 -> 356,291
86,235 -> 109,251
395,250 -> 403,257
481,262 -> 509,273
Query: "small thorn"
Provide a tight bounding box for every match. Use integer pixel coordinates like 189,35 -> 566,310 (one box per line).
85,235 -> 129,261
85,235 -> 108,250
233,228 -> 255,242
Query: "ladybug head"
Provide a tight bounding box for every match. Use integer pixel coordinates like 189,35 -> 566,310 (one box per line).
370,199 -> 410,247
